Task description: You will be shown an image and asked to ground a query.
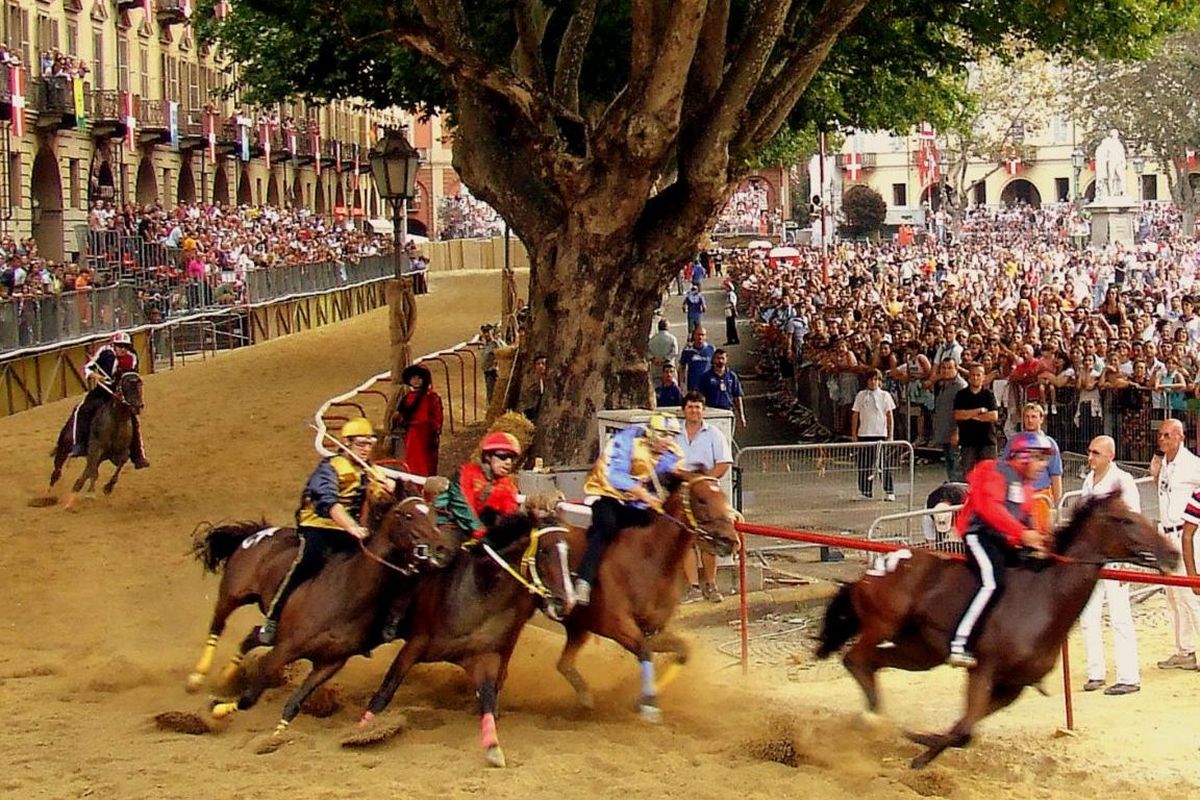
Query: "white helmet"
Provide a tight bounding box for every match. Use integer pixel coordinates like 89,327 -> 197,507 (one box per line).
111,331 -> 133,347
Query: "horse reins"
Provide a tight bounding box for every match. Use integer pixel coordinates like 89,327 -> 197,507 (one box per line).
480,526 -> 570,601
357,496 -> 434,576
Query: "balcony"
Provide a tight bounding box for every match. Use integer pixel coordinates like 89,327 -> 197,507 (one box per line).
138,98 -> 170,146
292,122 -> 316,164
318,137 -> 337,168
0,67 -> 11,118
217,120 -> 249,157
176,108 -> 207,152
156,0 -> 190,25
88,90 -> 128,140
835,152 -> 879,170
33,77 -> 77,132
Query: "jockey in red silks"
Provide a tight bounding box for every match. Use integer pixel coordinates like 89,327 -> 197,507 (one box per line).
435,432 -> 523,544
948,431 -> 1052,669
63,331 -> 150,468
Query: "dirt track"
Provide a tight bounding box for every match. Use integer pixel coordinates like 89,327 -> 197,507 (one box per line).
1,271 -> 1197,799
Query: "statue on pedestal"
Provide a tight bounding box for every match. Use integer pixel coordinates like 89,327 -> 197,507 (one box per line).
1093,129 -> 1128,202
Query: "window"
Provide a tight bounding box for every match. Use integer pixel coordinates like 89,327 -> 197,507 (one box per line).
70,159 -> 81,209
35,13 -> 59,72
92,28 -> 104,90
1055,177 -> 1070,203
187,61 -> 200,110
973,181 -> 987,206
117,35 -> 129,92
7,4 -> 32,68
1142,173 -> 1158,201
9,152 -> 21,210
65,19 -> 77,57
139,44 -> 149,99
892,183 -> 907,207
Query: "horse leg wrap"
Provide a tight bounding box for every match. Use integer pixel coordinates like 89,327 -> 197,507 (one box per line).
640,660 -> 656,703
480,712 -> 498,750
187,635 -> 220,690
211,701 -> 239,719
220,654 -> 244,684
655,662 -> 683,694
274,719 -> 290,736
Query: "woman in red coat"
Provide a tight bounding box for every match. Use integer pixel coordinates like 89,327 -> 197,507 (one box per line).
391,364 -> 444,476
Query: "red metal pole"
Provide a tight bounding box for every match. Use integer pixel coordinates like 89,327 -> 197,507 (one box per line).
819,131 -> 829,285
739,532 -> 749,675
1061,640 -> 1075,730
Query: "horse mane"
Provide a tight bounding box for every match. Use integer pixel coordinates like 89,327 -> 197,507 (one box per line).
1052,492 -> 1118,555
661,471 -> 705,495
485,512 -> 538,552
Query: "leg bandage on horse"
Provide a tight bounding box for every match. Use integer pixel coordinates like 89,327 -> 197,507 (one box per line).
952,532 -> 1008,653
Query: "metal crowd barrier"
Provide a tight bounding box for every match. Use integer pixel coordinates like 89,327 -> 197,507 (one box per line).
242,254 -> 395,303
0,285 -> 141,352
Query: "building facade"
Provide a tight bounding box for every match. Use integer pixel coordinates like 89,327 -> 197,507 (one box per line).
0,0 -> 469,262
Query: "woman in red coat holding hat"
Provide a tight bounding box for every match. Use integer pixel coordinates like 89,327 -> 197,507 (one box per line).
391,363 -> 444,476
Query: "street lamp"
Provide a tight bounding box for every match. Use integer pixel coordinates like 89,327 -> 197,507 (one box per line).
1131,154 -> 1146,206
368,127 -> 421,278
1071,148 -> 1085,202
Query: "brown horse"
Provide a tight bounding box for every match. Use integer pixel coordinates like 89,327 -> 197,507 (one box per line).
48,372 -> 143,509
354,514 -> 575,768
188,490 -> 456,746
816,492 -> 1177,768
553,474 -> 740,721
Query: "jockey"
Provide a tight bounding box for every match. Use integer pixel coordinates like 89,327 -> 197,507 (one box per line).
67,331 -> 150,468
948,430 -> 1052,668
573,414 -> 685,606
258,417 -> 395,645
435,431 -> 523,544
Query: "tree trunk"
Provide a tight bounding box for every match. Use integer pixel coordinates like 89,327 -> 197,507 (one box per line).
519,236 -> 669,464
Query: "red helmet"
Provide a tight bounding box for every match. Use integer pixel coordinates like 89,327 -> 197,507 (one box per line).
480,431 -> 521,456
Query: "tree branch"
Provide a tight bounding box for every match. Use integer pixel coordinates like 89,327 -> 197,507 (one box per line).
552,0 -> 599,113
513,0 -> 552,90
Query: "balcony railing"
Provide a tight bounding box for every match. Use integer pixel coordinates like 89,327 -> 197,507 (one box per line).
0,67 -> 11,107
32,77 -> 76,129
156,0 -> 190,24
835,152 -> 879,169
139,97 -> 168,131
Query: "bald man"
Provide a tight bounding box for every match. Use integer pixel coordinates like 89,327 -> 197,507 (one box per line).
1152,418 -> 1200,670
1079,436 -> 1143,694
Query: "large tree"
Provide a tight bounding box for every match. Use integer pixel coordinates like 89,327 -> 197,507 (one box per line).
201,0 -> 1180,462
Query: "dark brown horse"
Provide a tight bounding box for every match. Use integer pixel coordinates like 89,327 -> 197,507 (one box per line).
816,493 -> 1177,768
188,489 -> 456,746
354,514 -> 575,768
553,474 -> 740,722
48,372 -> 143,509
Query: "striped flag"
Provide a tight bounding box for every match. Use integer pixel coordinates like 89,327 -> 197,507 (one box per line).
261,118 -> 272,164
124,91 -> 137,150
206,110 -> 217,164
313,129 -> 322,175
287,128 -> 298,166
10,65 -> 26,138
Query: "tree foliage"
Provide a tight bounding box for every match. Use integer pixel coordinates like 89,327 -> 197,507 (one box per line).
196,0 -> 1186,461
840,185 -> 887,239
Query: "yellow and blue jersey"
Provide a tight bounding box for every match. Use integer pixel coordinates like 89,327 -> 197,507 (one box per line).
296,455 -> 382,529
583,424 -> 684,507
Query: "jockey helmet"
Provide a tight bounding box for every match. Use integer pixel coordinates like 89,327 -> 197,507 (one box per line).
111,331 -> 133,347
340,417 -> 376,440
480,431 -> 522,456
1008,430 -> 1053,455
646,413 -> 681,438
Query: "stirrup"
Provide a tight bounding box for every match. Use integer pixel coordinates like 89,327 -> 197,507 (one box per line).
259,620 -> 278,646
946,649 -> 977,669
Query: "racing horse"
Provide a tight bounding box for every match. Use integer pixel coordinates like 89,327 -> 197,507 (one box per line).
815,492 -> 1177,768
553,474 -> 740,721
188,488 -> 457,745
47,371 -> 143,509
353,512 -> 575,768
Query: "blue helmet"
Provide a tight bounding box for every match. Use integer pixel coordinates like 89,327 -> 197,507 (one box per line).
1008,431 -> 1053,455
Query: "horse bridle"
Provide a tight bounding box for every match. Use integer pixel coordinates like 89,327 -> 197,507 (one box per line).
665,475 -> 737,548
113,373 -> 141,408
358,496 -> 436,576
479,526 -> 567,602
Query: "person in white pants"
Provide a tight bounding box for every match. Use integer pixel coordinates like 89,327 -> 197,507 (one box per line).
1078,436 -> 1143,695
1151,418 -> 1200,671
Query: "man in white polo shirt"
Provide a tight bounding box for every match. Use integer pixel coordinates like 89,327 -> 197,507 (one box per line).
676,390 -> 733,603
1151,418 -> 1200,670
1079,436 -> 1143,694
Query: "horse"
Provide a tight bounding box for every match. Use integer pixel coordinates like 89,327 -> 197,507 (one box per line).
815,492 -> 1177,768
352,512 -> 575,768
48,372 -> 144,509
553,474 -> 740,722
188,489 -> 457,747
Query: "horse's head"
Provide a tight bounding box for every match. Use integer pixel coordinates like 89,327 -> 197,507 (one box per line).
664,473 -> 739,558
377,493 -> 458,570
1058,492 -> 1179,573
520,526 -> 576,622
116,372 -> 144,413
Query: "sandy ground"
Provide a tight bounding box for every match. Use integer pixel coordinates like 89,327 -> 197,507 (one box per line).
1,270 -> 1198,800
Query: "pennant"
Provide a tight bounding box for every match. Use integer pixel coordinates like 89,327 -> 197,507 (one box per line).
73,77 -> 87,129
124,91 -> 137,150
1188,148 -> 1196,170
10,65 -> 25,138
1005,156 -> 1022,175
287,128 -> 298,166
916,122 -> 939,187
261,118 -> 272,164
843,151 -> 862,182
168,100 -> 179,147
335,140 -> 342,173
352,144 -> 359,191
313,129 -> 322,176
237,114 -> 251,161
215,0 -> 230,19
206,110 -> 217,164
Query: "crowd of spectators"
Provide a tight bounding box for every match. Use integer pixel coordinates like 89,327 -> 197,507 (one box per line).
438,191 -> 505,240
733,201 -> 1200,465
714,181 -> 779,235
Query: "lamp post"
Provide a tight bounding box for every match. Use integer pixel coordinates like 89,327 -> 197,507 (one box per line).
368,127 -> 421,278
1071,148 -> 1085,202
1132,154 -> 1146,207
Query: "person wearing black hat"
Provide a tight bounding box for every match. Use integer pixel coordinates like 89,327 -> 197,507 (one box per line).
390,363 -> 444,476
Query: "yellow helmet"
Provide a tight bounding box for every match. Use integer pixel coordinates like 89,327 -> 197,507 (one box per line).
646,413 -> 681,438
340,417 -> 376,439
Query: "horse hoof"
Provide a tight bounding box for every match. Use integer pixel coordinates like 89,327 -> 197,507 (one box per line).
858,710 -> 885,730
252,732 -> 289,755
103,485 -> 115,496
904,730 -> 943,748
577,690 -> 595,710
638,704 -> 662,724
185,672 -> 205,693
484,745 -> 506,768
910,751 -> 936,770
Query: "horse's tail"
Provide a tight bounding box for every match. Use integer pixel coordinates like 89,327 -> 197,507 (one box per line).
815,582 -> 861,659
191,520 -> 269,573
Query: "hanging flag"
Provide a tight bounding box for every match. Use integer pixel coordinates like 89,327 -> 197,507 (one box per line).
287,127 -> 298,166
73,76 -> 87,129
215,0 -> 230,19
182,0 -> 192,18
1188,148 -> 1196,170
843,151 -> 862,182
10,65 -> 25,138
313,129 -> 322,176
168,101 -> 179,147
1005,155 -> 1022,175
916,122 -> 939,188
124,91 -> 137,150
237,114 -> 251,161
352,144 -> 359,191
206,110 -> 217,164
261,118 -> 272,165
334,140 -> 342,173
